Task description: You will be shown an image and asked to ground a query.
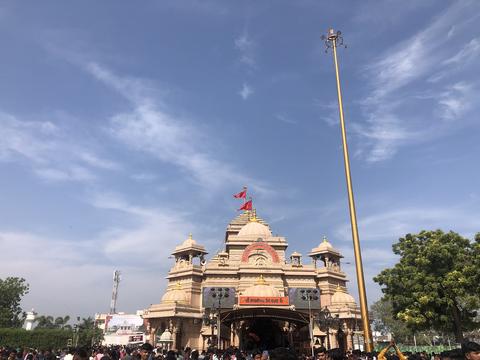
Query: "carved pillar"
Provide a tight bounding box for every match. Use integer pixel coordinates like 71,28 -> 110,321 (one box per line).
346,327 -> 353,351
172,320 -> 178,350
330,329 -> 337,349
150,327 -> 157,345
146,321 -> 156,344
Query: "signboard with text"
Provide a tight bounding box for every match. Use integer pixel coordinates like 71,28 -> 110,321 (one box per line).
239,296 -> 289,306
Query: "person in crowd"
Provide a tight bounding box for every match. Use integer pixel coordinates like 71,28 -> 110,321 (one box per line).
377,341 -> 406,360
74,349 -> 89,360
164,351 -> 176,360
462,342 -> 480,360
268,348 -> 296,360
64,349 -> 74,360
95,348 -> 105,360
440,349 -> 463,360
327,348 -> 346,360
138,344 -> 154,360
316,347 -> 327,360
123,349 -> 132,360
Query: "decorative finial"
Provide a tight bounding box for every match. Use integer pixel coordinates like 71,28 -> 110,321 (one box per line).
256,275 -> 267,285
250,208 -> 258,222
323,235 -> 328,243
188,233 -> 193,240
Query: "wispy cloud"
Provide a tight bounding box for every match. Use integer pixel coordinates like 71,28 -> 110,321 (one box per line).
355,2 -> 480,162
89,192 -> 196,263
234,31 -> 256,69
0,112 -> 120,182
437,81 -> 473,121
239,83 -> 253,100
334,202 -> 480,243
275,113 -> 297,125
0,229 -> 168,316
331,199 -> 480,301
86,62 -> 270,195
443,37 -> 480,65
0,190 -> 209,316
314,100 -> 339,127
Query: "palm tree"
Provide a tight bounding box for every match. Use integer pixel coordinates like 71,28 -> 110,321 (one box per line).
54,315 -> 71,329
35,315 -> 55,329
78,317 -> 95,330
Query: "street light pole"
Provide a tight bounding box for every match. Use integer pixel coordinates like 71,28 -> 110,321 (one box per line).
308,296 -> 314,359
217,300 -> 221,350
210,288 -> 230,350
321,28 -> 373,352
301,290 -> 319,358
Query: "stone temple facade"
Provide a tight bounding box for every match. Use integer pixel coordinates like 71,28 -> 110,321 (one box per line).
143,210 -> 363,353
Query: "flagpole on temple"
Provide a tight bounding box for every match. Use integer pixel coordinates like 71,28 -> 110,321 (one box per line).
321,28 -> 373,352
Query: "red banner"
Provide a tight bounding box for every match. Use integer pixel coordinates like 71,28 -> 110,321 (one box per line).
238,199 -> 252,211
239,296 -> 289,306
233,189 -> 247,199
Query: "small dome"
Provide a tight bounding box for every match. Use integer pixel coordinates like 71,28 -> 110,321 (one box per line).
243,276 -> 281,297
238,218 -> 272,238
317,237 -> 334,250
159,329 -> 173,342
175,233 -> 197,251
309,236 -> 341,256
161,284 -> 188,303
331,286 -> 356,306
291,251 -> 302,257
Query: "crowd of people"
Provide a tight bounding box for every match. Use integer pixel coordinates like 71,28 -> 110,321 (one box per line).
0,340 -> 479,360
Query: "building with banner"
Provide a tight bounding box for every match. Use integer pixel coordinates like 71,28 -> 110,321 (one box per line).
94,312 -> 146,346
143,210 -> 363,353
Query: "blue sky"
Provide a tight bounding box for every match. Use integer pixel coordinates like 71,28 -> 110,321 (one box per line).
1,1 -> 479,318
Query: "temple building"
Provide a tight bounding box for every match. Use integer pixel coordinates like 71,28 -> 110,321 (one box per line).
143,210 -> 364,353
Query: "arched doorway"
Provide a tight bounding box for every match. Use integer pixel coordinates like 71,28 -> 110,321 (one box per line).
242,318 -> 288,351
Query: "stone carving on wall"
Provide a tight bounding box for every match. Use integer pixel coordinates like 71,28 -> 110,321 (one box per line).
250,254 -> 268,267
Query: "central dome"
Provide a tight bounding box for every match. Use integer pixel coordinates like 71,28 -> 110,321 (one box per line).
243,276 -> 281,297
238,219 -> 272,238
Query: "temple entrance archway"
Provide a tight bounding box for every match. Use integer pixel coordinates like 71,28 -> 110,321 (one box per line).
221,307 -> 311,353
242,318 -> 288,351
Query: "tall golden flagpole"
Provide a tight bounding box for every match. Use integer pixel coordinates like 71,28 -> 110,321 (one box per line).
322,28 -> 373,352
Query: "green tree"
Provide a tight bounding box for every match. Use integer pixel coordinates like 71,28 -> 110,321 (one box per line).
374,230 -> 480,342
370,297 -> 411,343
77,317 -> 103,346
0,277 -> 30,328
